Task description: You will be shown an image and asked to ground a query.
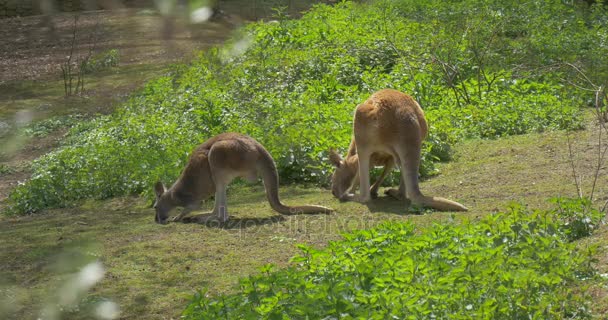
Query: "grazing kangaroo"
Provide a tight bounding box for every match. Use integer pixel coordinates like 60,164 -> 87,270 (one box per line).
329,140 -> 401,201
154,133 -> 332,224
329,89 -> 468,212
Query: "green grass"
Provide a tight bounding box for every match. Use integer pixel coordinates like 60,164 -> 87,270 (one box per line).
1,115 -> 606,319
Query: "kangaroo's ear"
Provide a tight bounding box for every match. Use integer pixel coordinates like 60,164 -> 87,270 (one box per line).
154,181 -> 166,198
328,149 -> 343,168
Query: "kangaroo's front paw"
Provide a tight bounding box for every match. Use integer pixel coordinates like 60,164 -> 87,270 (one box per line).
215,215 -> 229,224
170,216 -> 183,222
210,210 -> 229,224
338,193 -> 355,202
384,188 -> 404,200
354,194 -> 371,203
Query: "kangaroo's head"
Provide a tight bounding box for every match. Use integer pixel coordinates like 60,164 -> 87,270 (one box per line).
329,149 -> 357,201
154,181 -> 174,224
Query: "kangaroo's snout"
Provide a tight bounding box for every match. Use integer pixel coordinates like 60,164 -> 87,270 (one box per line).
155,211 -> 168,225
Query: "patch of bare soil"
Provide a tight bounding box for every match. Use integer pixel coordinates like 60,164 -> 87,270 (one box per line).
0,0 -> 335,84
0,8 -> 234,84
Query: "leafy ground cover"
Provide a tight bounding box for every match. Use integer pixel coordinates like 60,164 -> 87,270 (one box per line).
6,0 -> 606,214
184,199 -> 602,319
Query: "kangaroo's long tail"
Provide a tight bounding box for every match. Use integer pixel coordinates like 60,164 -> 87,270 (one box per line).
403,169 -> 468,212
257,146 -> 333,215
412,195 -> 468,211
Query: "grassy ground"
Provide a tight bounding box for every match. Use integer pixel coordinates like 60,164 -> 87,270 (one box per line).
1,112 -> 606,319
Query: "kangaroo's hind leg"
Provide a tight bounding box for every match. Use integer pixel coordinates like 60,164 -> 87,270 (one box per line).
212,180 -> 229,222
394,140 -> 425,208
209,164 -> 242,223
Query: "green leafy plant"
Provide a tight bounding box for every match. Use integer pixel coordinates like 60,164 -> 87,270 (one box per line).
182,198 -> 598,319
81,49 -> 119,74
552,197 -> 604,241
23,115 -> 83,138
0,164 -> 14,175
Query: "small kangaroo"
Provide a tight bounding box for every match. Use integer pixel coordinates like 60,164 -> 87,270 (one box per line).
329,89 -> 468,212
153,133 -> 332,224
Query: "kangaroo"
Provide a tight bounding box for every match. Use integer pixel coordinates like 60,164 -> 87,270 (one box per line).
154,133 -> 333,224
329,140 -> 402,201
329,89 -> 468,212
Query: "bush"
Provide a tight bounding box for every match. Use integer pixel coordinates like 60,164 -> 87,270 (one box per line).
0,164 -> 14,175
182,199 -> 600,319
23,115 -> 83,138
81,49 -> 119,74
7,0 -> 606,214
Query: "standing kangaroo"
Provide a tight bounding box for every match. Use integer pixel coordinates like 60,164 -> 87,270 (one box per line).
329,89 -> 468,212
154,133 -> 332,224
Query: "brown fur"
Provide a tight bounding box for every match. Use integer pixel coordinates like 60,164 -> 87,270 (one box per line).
329,89 -> 468,212
154,133 -> 332,224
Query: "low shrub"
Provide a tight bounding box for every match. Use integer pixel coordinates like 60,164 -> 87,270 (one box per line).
0,164 -> 14,175
81,49 -> 119,74
23,115 -> 84,138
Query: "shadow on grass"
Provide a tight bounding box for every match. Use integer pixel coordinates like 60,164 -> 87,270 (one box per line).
181,213 -> 327,230
181,213 -> 286,229
363,195 -> 417,216
226,184 -> 329,206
